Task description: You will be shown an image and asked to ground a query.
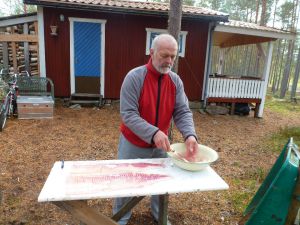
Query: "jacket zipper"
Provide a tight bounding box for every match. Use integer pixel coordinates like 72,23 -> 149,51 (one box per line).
155,74 -> 163,126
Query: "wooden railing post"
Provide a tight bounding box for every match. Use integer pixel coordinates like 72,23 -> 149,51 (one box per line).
2,42 -> 9,69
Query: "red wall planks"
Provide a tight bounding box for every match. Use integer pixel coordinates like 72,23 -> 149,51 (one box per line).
43,8 -> 208,100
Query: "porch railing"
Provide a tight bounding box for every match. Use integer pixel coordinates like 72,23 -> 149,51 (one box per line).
207,77 -> 265,99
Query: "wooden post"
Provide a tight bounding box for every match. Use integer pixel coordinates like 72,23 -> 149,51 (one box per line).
2,42 -> 9,69
34,21 -> 40,76
54,200 -> 118,225
23,23 -> 30,73
11,41 -> 17,73
11,28 -> 18,73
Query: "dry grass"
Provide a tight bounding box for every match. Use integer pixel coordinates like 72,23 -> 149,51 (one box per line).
0,100 -> 300,225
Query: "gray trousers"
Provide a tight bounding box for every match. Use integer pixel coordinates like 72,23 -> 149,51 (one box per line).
113,134 -> 167,225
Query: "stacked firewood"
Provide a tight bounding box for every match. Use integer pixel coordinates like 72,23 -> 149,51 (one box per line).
0,22 -> 39,76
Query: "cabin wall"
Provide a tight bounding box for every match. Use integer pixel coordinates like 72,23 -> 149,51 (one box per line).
43,7 -> 209,100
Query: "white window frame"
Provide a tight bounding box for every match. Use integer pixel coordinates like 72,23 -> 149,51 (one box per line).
145,28 -> 188,57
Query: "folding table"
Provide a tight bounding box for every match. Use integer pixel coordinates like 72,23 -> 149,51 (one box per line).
38,158 -> 229,225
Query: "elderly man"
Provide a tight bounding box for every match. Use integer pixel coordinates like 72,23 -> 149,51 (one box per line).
113,34 -> 199,225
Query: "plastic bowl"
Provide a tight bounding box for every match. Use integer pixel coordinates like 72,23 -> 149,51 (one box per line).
168,143 -> 219,171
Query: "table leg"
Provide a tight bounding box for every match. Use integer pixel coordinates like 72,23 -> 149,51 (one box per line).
158,194 -> 169,225
111,196 -> 144,221
54,200 -> 118,225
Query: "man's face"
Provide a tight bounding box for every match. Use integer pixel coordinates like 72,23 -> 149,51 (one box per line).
150,41 -> 178,74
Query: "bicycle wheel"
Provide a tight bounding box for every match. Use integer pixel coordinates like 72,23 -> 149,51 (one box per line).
12,95 -> 18,116
0,103 -> 8,132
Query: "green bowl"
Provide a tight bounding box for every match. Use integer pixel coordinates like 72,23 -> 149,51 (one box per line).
168,143 -> 219,171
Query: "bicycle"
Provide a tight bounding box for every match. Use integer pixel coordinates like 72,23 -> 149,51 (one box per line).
0,71 -> 18,131
0,69 -> 33,131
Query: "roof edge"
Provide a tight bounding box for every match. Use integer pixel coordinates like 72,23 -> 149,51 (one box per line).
215,24 -> 296,40
24,0 -> 229,22
0,13 -> 37,27
0,12 -> 37,21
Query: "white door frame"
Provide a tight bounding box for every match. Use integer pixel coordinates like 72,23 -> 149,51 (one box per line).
69,17 -> 106,97
37,6 -> 46,77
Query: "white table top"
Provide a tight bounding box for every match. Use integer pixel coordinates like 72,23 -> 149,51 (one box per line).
38,158 -> 229,202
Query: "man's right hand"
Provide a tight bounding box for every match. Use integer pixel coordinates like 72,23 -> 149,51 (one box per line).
153,130 -> 171,152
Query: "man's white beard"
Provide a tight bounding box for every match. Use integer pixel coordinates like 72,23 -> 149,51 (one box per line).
156,65 -> 171,74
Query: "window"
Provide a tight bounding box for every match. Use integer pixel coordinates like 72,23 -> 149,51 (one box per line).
145,28 -> 188,57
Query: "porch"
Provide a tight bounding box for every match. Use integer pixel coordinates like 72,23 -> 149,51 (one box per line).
207,76 -> 264,117
204,20 -> 295,118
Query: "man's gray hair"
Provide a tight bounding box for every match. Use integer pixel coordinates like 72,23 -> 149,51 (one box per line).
151,34 -> 178,51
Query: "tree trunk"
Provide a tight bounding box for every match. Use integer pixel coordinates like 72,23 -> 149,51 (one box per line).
224,48 -> 231,74
254,47 -> 261,76
167,0 -> 182,141
247,45 -> 254,75
291,46 -> 300,99
278,0 -> 298,98
292,0 -> 298,32
271,40 -> 281,93
275,40 -> 287,92
255,0 -> 260,24
272,0 -> 278,27
270,41 -> 280,84
217,48 -> 225,74
168,0 -> 182,73
238,46 -> 243,75
260,0 -> 267,25
243,46 -> 249,76
279,40 -> 294,98
295,0 -> 300,30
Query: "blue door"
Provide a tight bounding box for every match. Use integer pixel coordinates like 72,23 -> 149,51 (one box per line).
74,21 -> 101,94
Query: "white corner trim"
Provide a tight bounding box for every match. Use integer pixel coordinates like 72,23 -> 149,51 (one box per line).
69,17 -> 107,96
145,28 -> 188,57
101,22 -> 106,98
202,22 -> 214,101
37,6 -> 46,78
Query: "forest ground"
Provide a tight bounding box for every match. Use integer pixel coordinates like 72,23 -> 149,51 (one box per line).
1,99 -> 300,225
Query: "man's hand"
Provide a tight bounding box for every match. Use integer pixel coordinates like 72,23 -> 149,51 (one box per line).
153,130 -> 171,152
185,136 -> 199,161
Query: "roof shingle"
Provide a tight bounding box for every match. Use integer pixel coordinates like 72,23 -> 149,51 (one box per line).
24,0 -> 229,21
